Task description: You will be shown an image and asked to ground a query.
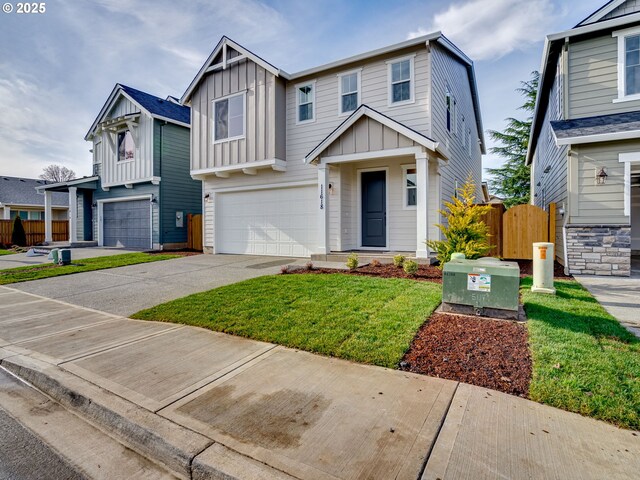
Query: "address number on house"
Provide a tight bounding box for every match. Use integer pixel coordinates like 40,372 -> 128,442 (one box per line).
467,273 -> 491,292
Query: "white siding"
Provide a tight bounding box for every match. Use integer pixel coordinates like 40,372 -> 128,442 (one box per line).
95,96 -> 155,187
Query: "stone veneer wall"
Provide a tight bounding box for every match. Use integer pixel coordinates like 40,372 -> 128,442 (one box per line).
566,226 -> 631,276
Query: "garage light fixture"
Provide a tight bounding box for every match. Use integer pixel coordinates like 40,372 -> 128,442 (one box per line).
595,167 -> 608,185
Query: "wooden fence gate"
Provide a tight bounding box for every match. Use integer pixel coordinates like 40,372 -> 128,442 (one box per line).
481,203 -> 556,260
187,214 -> 203,251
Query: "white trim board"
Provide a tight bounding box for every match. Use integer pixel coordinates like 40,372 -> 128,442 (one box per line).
619,151 -> 640,217
320,146 -> 425,165
554,129 -> 640,146
191,159 -> 286,179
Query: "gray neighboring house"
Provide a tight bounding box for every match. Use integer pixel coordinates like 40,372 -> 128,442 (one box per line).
528,0 -> 640,276
183,33 -> 485,259
39,84 -> 201,250
0,176 -> 68,221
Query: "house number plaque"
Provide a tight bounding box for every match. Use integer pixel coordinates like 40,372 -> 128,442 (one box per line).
320,185 -> 324,210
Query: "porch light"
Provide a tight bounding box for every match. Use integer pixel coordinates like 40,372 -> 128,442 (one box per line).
596,167 -> 608,185
328,183 -> 334,195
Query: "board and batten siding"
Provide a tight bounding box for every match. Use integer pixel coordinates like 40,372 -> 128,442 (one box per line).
95,96 -> 155,188
532,61 -> 568,262
190,58 -> 286,172
568,34 -> 640,118
570,139 -> 640,225
156,121 -> 202,245
429,43 -> 482,211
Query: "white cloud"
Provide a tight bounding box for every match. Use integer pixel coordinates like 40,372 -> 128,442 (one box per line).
410,0 -> 560,61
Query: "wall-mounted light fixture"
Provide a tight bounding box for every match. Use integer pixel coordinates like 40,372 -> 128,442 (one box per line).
150,195 -> 157,204
328,183 -> 334,195
543,165 -> 551,174
92,202 -> 97,208
204,193 -> 211,202
536,182 -> 541,187
595,167 -> 608,185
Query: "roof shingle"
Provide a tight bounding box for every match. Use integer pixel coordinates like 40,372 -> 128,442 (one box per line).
0,177 -> 68,207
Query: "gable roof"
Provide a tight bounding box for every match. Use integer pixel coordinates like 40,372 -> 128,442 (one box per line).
86,84 -> 190,140
550,111 -> 640,144
304,105 -> 443,163
0,176 -> 68,207
527,9 -> 640,164
576,0 -> 629,27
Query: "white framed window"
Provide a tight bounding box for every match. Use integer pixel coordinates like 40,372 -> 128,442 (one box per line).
213,92 -> 246,143
338,69 -> 361,115
461,115 -> 466,147
452,97 -> 458,136
117,129 -> 135,162
402,164 -> 417,209
296,81 -> 316,124
613,26 -> 640,102
387,55 -> 415,106
445,86 -> 452,133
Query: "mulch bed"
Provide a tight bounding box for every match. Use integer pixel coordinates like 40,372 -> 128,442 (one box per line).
401,313 -> 532,397
516,260 -> 571,278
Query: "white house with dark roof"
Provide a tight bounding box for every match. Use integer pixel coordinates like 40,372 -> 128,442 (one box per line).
182,33 -> 485,259
527,0 -> 640,276
0,176 -> 68,221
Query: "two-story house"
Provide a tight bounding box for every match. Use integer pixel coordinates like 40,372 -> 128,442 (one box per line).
182,34 -> 485,259
528,0 -> 640,276
38,84 -> 201,250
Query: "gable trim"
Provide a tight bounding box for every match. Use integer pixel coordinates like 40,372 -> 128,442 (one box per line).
303,105 -> 440,164
85,85 -> 152,141
577,0 -> 625,26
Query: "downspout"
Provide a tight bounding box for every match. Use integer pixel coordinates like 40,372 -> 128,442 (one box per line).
562,202 -> 569,276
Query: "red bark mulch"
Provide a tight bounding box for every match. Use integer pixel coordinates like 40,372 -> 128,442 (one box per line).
516,260 -> 571,278
401,313 -> 532,397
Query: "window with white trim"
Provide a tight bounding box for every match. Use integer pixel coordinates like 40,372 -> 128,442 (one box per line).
461,115 -> 466,147
388,56 -> 414,105
445,87 -> 452,132
297,82 -> 315,123
213,92 -> 245,142
614,26 -> 640,101
402,165 -> 417,208
452,97 -> 458,136
338,71 -> 360,114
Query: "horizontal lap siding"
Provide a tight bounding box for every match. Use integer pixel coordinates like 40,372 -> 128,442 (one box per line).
568,35 -> 640,118
602,0 -> 640,20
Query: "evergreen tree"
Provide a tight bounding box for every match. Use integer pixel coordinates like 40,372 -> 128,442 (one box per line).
486,71 -> 539,208
11,216 -> 27,247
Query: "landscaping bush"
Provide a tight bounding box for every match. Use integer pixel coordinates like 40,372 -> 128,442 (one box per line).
346,253 -> 359,270
403,260 -> 418,276
393,254 -> 405,268
426,175 -> 492,268
11,216 -> 27,247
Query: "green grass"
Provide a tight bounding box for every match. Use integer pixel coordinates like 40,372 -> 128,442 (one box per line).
0,252 -> 180,285
132,274 -> 442,368
523,277 -> 640,430
0,249 -> 15,256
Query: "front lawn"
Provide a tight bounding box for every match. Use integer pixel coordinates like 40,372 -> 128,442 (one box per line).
0,252 -> 180,285
523,278 -> 640,430
132,274 -> 442,368
0,249 -> 15,256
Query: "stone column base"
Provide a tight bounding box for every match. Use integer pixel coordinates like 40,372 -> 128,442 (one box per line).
566,226 -> 631,276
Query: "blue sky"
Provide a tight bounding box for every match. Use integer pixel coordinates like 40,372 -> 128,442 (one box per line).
0,0 -> 604,181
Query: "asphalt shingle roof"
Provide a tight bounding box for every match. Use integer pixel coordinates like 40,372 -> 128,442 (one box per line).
0,177 -> 68,207
551,111 -> 640,139
119,84 -> 190,125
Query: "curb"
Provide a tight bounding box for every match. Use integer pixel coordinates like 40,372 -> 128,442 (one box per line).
1,354 -> 212,480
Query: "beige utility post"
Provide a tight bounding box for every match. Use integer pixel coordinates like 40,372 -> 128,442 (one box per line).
532,242 -> 556,294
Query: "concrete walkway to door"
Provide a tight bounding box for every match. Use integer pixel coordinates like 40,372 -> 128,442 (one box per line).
0,287 -> 638,480
10,254 -> 305,316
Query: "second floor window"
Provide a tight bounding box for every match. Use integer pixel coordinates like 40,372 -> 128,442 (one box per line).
388,56 -> 414,105
297,82 -> 315,123
446,87 -> 452,132
214,92 -> 245,142
625,34 -> 640,96
117,130 -> 135,162
339,71 -> 359,114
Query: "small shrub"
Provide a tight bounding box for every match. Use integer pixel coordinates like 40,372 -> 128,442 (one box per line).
346,253 -> 359,270
370,259 -> 381,268
11,216 -> 27,247
305,261 -> 314,271
393,254 -> 406,267
280,265 -> 289,274
403,260 -> 418,276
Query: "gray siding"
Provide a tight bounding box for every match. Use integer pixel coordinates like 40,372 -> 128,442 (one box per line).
429,43 -> 483,206
568,34 -> 640,118
532,55 -> 568,262
156,121 -> 202,245
191,57 -> 283,172
602,0 -> 640,20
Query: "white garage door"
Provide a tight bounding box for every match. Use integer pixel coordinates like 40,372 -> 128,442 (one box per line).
102,199 -> 151,249
217,186 -> 317,257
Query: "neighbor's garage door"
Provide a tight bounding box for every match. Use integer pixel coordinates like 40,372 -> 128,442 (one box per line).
102,199 -> 151,249
217,186 -> 316,257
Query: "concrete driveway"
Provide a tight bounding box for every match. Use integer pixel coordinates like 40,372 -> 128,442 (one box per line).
10,254 -> 301,316
0,247 -> 139,270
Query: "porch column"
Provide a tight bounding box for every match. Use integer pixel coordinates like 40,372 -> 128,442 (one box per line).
44,191 -> 52,243
415,152 -> 429,258
3,206 -> 10,220
317,163 -> 330,255
68,186 -> 77,243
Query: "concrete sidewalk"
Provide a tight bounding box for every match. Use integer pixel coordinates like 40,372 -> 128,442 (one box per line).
0,286 -> 638,479
0,247 -> 139,270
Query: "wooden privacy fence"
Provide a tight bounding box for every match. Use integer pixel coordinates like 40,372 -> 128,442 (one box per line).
481,203 -> 556,260
0,220 -> 69,246
187,214 -> 203,251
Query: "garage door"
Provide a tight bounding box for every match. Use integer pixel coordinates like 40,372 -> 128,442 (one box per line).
102,199 -> 151,249
217,186 -> 317,257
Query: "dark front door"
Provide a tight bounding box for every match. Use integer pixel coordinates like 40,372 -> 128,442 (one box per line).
361,170 -> 386,247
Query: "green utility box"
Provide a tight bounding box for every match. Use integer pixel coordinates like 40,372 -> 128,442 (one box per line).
442,256 -> 520,319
